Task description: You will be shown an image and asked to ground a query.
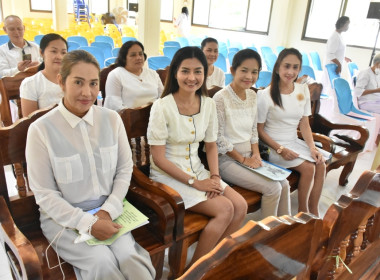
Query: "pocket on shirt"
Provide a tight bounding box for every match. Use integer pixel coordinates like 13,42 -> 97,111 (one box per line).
53,154 -> 83,184
100,144 -> 118,173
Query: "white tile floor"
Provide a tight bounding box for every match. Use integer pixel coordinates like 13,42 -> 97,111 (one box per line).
0,150 -> 377,280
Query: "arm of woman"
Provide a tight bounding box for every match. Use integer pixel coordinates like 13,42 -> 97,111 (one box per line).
104,70 -> 124,111
299,116 -> 323,163
21,99 -> 38,117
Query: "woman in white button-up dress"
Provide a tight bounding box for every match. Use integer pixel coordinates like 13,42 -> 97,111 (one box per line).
147,46 -> 247,267
26,50 -> 155,280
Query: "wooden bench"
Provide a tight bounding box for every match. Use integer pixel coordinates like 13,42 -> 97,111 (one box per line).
177,168 -> 380,280
0,106 -> 175,279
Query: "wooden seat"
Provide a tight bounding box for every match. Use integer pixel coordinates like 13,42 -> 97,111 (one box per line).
178,212 -> 323,280
0,105 -> 175,279
0,65 -> 39,126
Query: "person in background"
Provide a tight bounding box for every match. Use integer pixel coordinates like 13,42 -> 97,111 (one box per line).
257,48 -> 326,217
173,7 -> 191,38
104,40 -> 163,111
214,49 -> 291,219
147,46 -> 247,266
201,37 -> 225,89
20,33 -> 67,117
0,15 -> 40,77
26,50 -> 155,280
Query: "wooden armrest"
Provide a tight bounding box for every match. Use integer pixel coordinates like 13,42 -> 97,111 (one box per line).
132,166 -> 187,238
297,131 -> 334,152
314,114 -> 369,148
0,196 -> 42,279
127,182 -> 175,244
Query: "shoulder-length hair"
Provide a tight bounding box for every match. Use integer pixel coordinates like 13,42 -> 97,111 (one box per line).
116,40 -> 145,67
270,48 -> 302,108
162,46 -> 208,98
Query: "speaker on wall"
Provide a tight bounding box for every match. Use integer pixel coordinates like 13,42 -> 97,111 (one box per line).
367,2 -> 380,20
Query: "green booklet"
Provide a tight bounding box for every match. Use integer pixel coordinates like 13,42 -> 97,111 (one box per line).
74,199 -> 149,246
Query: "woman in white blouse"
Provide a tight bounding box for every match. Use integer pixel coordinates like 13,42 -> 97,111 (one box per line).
104,40 -> 163,111
214,49 -> 290,219
20,33 -> 67,117
147,46 -> 247,266
26,50 -> 155,280
201,37 -> 225,89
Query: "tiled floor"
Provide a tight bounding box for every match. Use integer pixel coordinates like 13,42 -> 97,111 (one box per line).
0,150 -> 377,280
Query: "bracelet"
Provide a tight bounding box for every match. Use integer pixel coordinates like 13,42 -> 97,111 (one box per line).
210,174 -> 221,179
242,157 -> 246,164
88,215 -> 99,236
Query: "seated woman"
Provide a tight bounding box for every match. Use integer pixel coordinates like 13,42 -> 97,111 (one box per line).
104,40 -> 163,111
201,37 -> 225,89
354,53 -> 380,114
257,48 -> 326,217
20,33 -> 67,117
25,50 -> 155,280
147,46 -> 247,266
214,49 -> 290,219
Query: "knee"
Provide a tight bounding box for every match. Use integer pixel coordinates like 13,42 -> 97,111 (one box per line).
263,182 -> 283,197
217,199 -> 235,223
234,197 -> 248,219
300,162 -> 315,177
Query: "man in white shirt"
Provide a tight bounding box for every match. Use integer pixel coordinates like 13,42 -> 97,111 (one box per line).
0,15 -> 40,78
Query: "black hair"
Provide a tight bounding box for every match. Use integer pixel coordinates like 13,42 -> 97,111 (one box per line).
231,48 -> 262,72
201,37 -> 218,50
116,40 -> 145,67
162,46 -> 208,98
38,33 -> 68,71
270,48 -> 302,108
182,7 -> 189,16
335,16 -> 350,30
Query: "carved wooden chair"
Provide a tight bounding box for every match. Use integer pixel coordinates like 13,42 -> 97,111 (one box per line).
178,212 -> 323,280
0,65 -> 39,126
0,106 -> 175,279
99,62 -> 117,101
156,66 -> 169,87
310,169 -> 380,279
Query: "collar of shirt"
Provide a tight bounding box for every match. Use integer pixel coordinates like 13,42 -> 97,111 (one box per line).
7,40 -> 31,50
57,99 -> 94,128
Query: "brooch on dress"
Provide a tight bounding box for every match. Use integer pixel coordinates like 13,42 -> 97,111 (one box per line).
296,93 -> 304,101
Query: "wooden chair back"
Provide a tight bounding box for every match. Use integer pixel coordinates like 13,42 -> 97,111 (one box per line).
156,66 -> 169,87
0,65 -> 39,126
311,169 -> 380,279
178,213 -> 323,280
99,63 -> 117,100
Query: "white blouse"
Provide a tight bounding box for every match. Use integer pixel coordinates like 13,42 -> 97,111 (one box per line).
104,66 -> 164,111
20,71 -> 63,109
206,66 -> 225,89
325,31 -> 345,65
354,67 -> 380,104
26,102 -> 133,235
213,85 -> 258,154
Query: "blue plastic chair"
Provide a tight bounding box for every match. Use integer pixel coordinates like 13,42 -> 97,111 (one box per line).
229,41 -> 243,50
0,35 -> 9,45
163,46 -> 180,61
147,56 -> 171,70
299,65 -> 316,80
112,47 -> 120,57
218,42 -> 228,59
276,46 -> 285,54
228,51 -> 237,66
104,57 -> 116,67
228,47 -> 239,54
301,52 -> 310,67
68,41 -> 81,52
79,46 -> 105,68
325,63 -> 340,88
264,53 -> 277,72
189,35 -> 205,47
122,36 -> 137,44
34,34 -> 44,45
176,37 -> 189,48
214,53 -> 227,73
67,36 -> 88,47
164,41 -> 181,48
91,41 -> 113,59
261,46 -> 274,58
255,71 -> 272,88
95,35 -> 114,48
348,62 -> 359,86
225,73 -> 233,85
333,78 -> 373,120
310,51 -> 322,71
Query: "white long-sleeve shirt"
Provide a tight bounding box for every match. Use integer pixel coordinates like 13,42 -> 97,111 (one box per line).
26,101 -> 133,234
354,67 -> 380,104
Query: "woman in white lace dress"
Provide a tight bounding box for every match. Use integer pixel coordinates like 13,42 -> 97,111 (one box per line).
214,49 -> 291,219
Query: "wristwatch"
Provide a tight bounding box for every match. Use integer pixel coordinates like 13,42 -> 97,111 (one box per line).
276,145 -> 284,154
188,177 -> 195,186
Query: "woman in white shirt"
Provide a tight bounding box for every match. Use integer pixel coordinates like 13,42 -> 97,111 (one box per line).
174,7 -> 191,37
20,33 -> 67,117
147,46 -> 247,266
26,50 -> 155,280
214,49 -> 290,219
257,48 -> 326,217
201,37 -> 225,89
104,40 -> 163,111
